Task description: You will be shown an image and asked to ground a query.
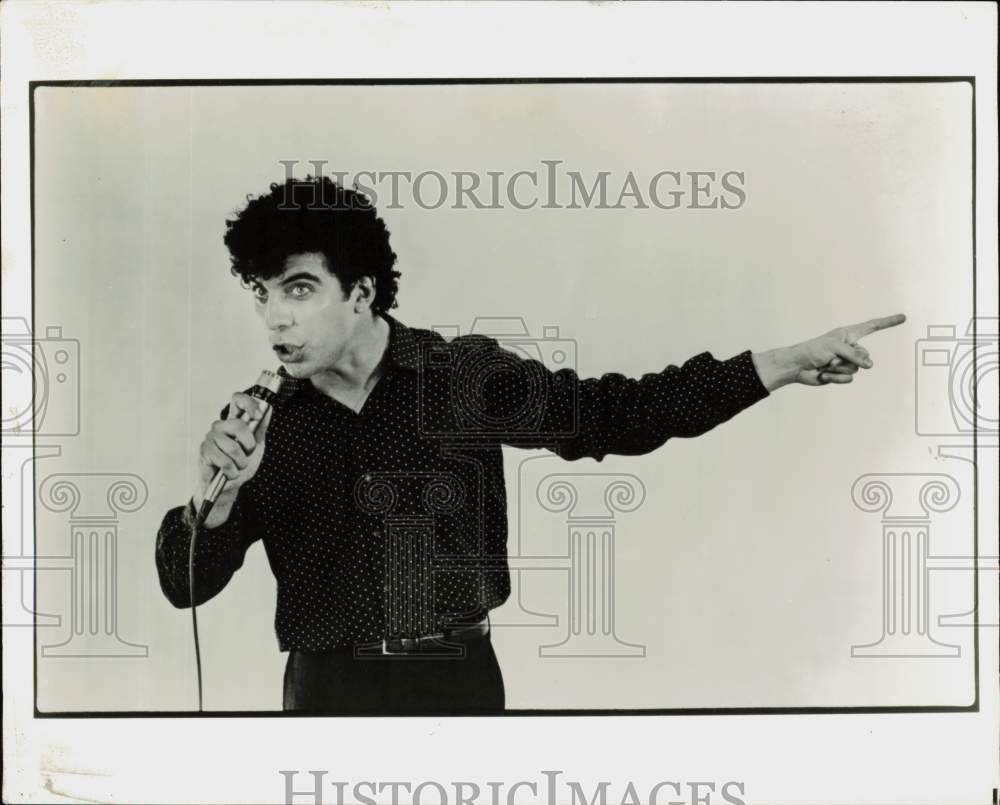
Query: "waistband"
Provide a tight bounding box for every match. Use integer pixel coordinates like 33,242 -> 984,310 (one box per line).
294,617 -> 492,657
379,617 -> 490,655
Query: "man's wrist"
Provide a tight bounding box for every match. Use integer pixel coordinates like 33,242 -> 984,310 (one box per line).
751,346 -> 800,392
189,486 -> 239,529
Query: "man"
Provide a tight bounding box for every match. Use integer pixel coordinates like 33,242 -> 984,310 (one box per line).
155,176 -> 904,714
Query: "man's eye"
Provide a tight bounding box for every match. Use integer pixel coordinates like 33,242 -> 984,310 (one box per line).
251,287 -> 267,301
289,284 -> 313,298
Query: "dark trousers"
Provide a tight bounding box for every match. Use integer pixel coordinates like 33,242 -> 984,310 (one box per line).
282,633 -> 505,714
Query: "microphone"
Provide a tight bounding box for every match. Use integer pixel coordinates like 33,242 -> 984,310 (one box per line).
190,368 -> 283,712
200,369 -> 284,516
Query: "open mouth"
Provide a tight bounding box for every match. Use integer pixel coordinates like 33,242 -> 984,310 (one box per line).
273,344 -> 304,362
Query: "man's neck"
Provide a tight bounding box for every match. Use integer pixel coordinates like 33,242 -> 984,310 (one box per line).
309,314 -> 391,398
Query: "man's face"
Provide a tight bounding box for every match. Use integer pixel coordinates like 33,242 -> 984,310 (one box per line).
250,251 -> 360,379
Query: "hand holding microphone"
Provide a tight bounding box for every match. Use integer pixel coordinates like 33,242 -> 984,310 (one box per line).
193,370 -> 282,528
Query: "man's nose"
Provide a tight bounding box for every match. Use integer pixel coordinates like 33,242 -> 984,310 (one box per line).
263,296 -> 293,330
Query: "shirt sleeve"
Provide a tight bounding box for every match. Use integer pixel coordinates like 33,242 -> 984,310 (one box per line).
154,487 -> 263,609
443,335 -> 771,462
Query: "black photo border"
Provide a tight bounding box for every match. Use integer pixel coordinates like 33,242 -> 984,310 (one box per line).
29,76 -> 980,718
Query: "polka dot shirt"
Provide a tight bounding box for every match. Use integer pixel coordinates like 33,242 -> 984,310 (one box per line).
155,313 -> 770,651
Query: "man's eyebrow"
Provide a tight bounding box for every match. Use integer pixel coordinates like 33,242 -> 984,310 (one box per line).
278,272 -> 323,285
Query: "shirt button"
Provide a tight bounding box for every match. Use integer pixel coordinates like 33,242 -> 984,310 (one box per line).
373,530 -> 382,538
363,473 -> 372,482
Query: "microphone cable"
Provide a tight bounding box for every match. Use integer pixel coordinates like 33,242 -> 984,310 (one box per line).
189,498 -> 213,713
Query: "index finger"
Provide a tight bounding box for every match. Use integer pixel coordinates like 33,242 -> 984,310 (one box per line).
228,392 -> 265,421
846,313 -> 907,340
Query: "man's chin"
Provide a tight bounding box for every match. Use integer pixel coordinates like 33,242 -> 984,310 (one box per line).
276,360 -> 310,378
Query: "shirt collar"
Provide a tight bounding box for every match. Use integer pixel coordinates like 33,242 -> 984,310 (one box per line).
275,312 -> 418,400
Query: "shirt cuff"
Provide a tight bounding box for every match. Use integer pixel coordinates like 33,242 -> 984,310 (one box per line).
729,348 -> 772,407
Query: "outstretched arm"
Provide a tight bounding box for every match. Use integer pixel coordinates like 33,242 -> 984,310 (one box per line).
429,312 -> 906,463
751,313 -> 906,391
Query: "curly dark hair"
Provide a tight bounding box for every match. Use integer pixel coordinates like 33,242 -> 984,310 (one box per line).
223,175 -> 401,314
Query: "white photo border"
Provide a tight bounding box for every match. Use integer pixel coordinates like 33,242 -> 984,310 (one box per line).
2,2 -> 997,804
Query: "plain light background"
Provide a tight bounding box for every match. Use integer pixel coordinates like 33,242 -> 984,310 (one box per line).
30,81 -> 974,712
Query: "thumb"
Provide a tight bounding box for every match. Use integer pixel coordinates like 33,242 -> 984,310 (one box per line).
254,405 -> 274,444
829,340 -> 872,368
800,368 -> 828,387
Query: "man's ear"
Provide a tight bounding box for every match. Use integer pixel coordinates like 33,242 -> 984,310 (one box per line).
353,276 -> 378,311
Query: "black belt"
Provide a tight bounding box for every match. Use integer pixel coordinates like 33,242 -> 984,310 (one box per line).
379,617 -> 490,655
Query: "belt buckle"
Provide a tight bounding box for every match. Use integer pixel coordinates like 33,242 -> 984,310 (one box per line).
381,636 -> 420,655
381,632 -> 448,655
